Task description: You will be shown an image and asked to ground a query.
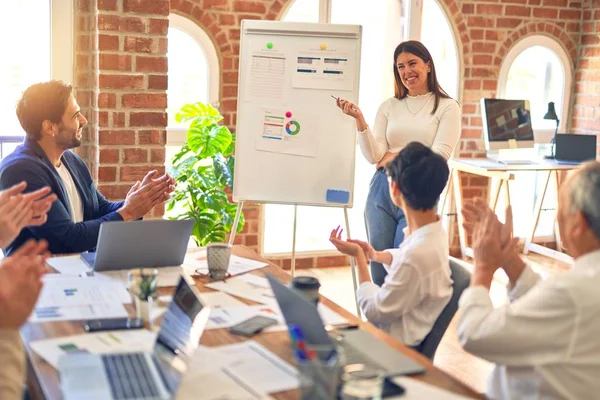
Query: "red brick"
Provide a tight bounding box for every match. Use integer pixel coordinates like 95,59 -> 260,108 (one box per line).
462,128 -> 484,139
315,255 -> 350,267
223,85 -> 238,98
99,74 -> 144,89
78,0 -> 90,12
99,130 -> 136,145
148,75 -> 168,90
99,166 -> 117,182
234,1 -> 266,13
98,0 -> 118,10
98,14 -> 120,31
99,149 -> 120,163
559,9 -> 581,20
497,18 -> 522,29
542,0 -> 568,5
124,37 -> 154,53
122,93 -> 167,109
472,42 -> 496,53
467,16 -> 495,28
223,71 -> 238,84
149,18 -> 169,34
99,54 -> 132,71
135,56 -> 167,72
150,148 -> 166,163
483,80 -> 496,90
470,29 -> 484,41
473,55 -> 493,65
476,4 -> 503,14
461,4 -> 474,13
219,14 -> 236,25
99,34 -> 119,51
281,257 -> 314,270
505,5 -> 530,17
464,80 -> 481,90
112,112 -> 126,127
119,17 -> 146,33
463,104 -> 477,114
121,166 -> 161,182
130,112 -> 167,127
533,8 -> 558,19
123,148 -> 148,163
98,184 -> 130,200
123,0 -> 168,15
204,0 -> 228,7
98,93 -> 117,108
138,130 -> 166,145
582,35 -> 600,45
99,111 -> 109,127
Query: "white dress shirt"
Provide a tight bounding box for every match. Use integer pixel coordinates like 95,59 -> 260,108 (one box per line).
358,93 -> 460,163
357,220 -> 452,346
56,163 -> 83,223
458,249 -> 600,400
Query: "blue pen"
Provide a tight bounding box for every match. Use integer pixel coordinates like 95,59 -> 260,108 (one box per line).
289,325 -> 308,361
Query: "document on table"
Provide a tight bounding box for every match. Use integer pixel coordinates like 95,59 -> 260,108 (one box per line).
208,341 -> 298,394
47,255 -> 91,276
29,302 -> 128,323
31,330 -> 156,369
37,276 -> 131,308
177,346 -> 272,400
183,250 -> 269,277
95,266 -> 184,288
205,274 -> 277,306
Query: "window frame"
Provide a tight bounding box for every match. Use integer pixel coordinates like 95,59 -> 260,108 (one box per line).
166,13 -> 221,148
497,35 -> 573,144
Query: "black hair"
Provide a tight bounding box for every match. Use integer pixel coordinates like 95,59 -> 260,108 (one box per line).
384,142 -> 449,211
16,80 -> 73,140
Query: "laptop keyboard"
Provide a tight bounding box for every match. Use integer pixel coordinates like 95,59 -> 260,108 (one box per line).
102,353 -> 161,400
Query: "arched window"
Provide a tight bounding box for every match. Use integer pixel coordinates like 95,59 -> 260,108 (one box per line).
166,14 -> 220,163
497,35 -> 572,238
0,0 -> 73,158
420,0 -> 460,100
263,0 -> 402,255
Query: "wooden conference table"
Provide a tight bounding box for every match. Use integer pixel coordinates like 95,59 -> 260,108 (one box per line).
21,246 -> 482,399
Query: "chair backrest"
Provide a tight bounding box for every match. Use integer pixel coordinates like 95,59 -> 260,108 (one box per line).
415,258 -> 471,359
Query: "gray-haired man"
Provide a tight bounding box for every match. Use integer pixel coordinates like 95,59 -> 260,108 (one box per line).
458,162 -> 600,400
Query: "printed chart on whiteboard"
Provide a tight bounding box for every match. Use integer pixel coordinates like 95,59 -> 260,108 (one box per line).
245,42 -> 287,104
293,45 -> 355,91
255,108 -> 317,158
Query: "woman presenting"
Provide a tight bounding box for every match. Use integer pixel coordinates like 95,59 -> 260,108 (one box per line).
337,40 -> 460,286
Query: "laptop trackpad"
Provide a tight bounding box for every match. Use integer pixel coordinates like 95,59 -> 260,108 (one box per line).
343,330 -> 425,376
59,354 -> 112,399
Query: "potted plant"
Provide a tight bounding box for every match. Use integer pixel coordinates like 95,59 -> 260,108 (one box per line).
167,102 -> 244,246
128,268 -> 158,325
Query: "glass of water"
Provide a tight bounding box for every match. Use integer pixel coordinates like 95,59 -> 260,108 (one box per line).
341,364 -> 384,400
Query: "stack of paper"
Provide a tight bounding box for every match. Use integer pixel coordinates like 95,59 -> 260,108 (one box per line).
183,250 -> 269,277
202,277 -> 348,330
30,276 -> 131,322
177,341 -> 298,400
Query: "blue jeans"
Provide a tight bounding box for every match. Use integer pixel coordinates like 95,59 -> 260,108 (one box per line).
364,169 -> 406,286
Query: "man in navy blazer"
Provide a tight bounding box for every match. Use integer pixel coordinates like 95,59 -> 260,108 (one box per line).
0,81 -> 175,255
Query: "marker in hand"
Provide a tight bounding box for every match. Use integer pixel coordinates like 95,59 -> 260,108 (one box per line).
332,95 -> 358,112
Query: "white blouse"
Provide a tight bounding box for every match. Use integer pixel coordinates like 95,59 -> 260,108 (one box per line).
358,93 -> 461,163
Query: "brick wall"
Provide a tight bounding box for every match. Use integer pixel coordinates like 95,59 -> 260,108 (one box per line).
573,0 -> 600,142
78,0 -> 595,266
75,0 -> 169,218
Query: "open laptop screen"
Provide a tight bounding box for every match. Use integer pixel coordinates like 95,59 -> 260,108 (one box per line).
155,277 -> 207,358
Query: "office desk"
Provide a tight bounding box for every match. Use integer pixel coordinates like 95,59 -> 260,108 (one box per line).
22,246 -> 482,399
445,159 -> 576,263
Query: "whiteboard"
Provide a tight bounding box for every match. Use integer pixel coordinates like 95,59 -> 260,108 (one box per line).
233,21 -> 362,207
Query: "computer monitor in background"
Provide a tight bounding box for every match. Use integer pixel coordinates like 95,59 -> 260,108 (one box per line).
481,98 -> 535,152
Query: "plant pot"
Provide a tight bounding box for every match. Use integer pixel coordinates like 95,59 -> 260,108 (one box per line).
135,297 -> 153,328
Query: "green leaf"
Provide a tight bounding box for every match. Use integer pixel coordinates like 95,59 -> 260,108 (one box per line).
213,154 -> 233,187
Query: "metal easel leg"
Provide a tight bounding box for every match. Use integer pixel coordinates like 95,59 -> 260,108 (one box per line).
291,205 -> 298,277
228,201 -> 244,246
344,207 -> 361,317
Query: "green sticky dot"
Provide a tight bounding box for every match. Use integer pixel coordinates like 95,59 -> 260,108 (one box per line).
267,42 -> 273,49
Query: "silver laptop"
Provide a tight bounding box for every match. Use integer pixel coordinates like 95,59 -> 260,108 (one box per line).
59,274 -> 210,400
267,274 -> 425,377
81,220 -> 194,271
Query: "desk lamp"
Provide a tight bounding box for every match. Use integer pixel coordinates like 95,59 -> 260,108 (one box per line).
544,102 -> 559,159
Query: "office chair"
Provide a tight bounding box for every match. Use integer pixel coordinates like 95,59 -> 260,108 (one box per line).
415,258 -> 471,359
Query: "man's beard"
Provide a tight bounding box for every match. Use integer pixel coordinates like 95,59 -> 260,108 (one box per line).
55,124 -> 81,150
